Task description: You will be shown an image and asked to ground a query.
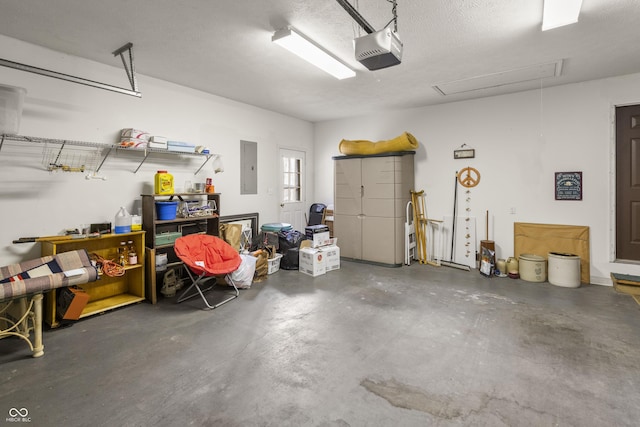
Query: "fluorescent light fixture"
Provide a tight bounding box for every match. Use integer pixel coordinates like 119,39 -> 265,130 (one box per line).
272,26 -> 355,80
542,0 -> 583,31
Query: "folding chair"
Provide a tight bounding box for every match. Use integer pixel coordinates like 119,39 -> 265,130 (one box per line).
308,203 -> 326,226
174,234 -> 242,309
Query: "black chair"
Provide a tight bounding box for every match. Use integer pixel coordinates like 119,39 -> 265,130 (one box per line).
308,203 -> 326,226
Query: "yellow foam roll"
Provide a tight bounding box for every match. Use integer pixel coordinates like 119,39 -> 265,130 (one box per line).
338,131 -> 419,155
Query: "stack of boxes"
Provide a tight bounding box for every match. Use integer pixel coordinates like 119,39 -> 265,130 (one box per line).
299,225 -> 340,277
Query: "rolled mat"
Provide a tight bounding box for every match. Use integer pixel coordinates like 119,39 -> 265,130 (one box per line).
338,131 -> 419,155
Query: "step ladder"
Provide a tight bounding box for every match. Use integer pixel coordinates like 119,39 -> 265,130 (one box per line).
411,190 -> 442,266
405,201 -> 417,265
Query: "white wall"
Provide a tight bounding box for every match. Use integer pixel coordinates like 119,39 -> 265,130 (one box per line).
3,33 -> 638,284
0,35 -> 314,264
314,73 -> 640,285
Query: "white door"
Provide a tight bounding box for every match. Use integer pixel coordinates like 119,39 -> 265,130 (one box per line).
279,148 -> 306,231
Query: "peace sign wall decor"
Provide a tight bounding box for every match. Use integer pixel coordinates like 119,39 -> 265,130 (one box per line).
457,167 -> 481,188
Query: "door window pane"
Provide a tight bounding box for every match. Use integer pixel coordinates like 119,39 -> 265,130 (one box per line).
282,157 -> 301,203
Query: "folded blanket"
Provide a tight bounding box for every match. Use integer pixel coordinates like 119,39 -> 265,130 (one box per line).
0,250 -> 98,300
0,259 -> 62,283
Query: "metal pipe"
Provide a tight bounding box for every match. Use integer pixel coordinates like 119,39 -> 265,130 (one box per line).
442,171 -> 471,271
0,42 -> 141,97
451,172 -> 458,261
0,58 -> 141,97
113,42 -> 139,93
335,0 -> 376,34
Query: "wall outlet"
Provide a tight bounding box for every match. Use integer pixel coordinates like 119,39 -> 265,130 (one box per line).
509,207 -> 516,215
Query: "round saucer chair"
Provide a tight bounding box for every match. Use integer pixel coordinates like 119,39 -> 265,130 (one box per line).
174,234 -> 242,309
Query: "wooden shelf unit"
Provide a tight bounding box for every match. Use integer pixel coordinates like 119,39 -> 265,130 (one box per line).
141,193 -> 220,304
41,231 -> 146,328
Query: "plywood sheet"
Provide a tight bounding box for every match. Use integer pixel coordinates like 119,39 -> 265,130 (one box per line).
514,222 -> 590,284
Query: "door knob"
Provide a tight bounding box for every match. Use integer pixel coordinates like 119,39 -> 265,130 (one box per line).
280,203 -> 285,207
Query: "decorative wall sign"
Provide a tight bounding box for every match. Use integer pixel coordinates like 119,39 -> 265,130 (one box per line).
555,172 -> 582,200
454,148 -> 475,159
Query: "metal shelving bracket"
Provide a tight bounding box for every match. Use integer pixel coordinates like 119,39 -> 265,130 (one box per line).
0,43 -> 142,97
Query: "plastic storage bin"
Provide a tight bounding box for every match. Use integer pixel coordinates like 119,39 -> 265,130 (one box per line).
267,253 -> 283,274
261,223 -> 292,233
154,231 -> 182,246
0,84 -> 26,135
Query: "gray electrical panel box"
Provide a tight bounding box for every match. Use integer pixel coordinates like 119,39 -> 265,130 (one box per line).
240,140 -> 257,195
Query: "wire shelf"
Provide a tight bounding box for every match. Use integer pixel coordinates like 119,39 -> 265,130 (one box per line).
42,143 -> 101,173
1,134 -> 216,174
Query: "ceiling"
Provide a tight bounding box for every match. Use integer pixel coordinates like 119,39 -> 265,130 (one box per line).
0,0 -> 638,122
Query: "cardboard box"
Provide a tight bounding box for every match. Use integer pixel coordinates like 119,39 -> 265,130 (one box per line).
299,247 -> 326,277
121,128 -> 150,140
320,244 -> 340,271
167,140 -> 196,153
149,135 -> 168,149
305,225 -> 329,235
56,286 -> 90,320
305,225 -> 330,247
308,231 -> 331,248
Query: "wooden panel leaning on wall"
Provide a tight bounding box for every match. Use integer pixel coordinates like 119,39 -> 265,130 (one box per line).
514,222 -> 590,284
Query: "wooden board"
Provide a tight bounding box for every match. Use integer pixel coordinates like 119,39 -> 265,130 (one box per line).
611,273 -> 640,297
611,272 -> 640,286
613,283 -> 640,296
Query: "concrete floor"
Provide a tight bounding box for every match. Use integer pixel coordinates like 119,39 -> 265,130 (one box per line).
2,260 -> 640,427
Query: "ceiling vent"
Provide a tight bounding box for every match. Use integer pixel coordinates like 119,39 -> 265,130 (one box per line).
433,60 -> 564,96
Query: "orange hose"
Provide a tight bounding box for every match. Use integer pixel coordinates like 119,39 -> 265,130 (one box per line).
91,253 -> 125,277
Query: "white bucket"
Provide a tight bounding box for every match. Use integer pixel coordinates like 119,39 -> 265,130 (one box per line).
519,254 -> 546,282
548,252 -> 581,288
0,84 -> 26,135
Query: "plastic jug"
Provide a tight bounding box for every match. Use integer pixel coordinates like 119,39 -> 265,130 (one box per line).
115,206 -> 132,234
154,170 -> 174,195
